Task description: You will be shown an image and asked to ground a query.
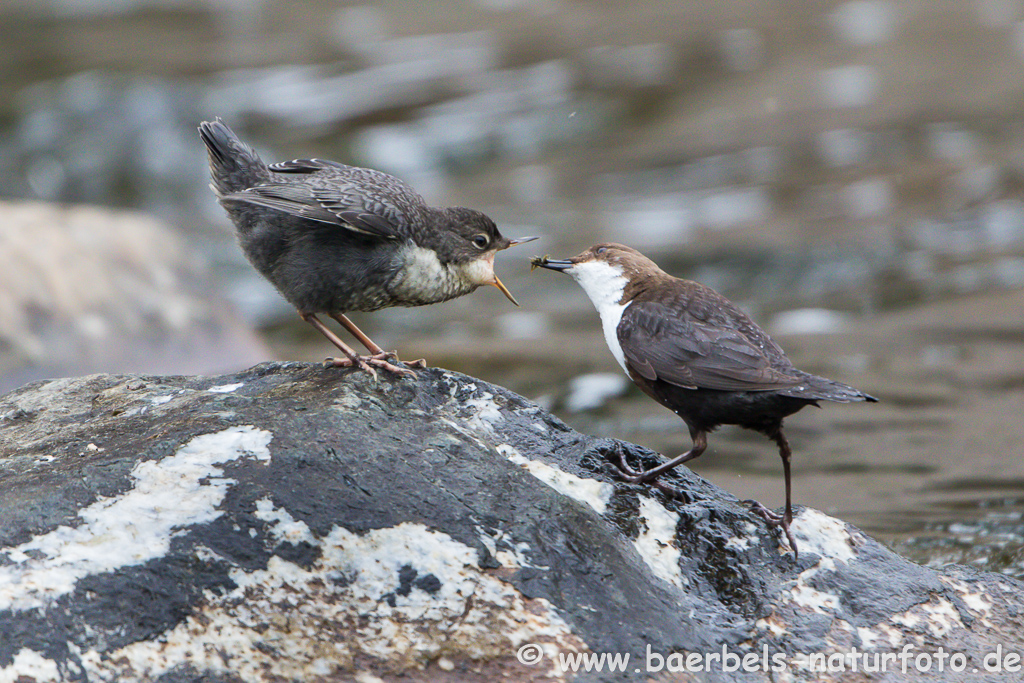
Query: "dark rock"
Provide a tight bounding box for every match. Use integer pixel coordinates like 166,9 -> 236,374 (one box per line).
0,363 -> 1021,682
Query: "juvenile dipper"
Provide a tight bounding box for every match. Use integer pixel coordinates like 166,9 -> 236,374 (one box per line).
199,118 -> 537,376
534,243 -> 877,555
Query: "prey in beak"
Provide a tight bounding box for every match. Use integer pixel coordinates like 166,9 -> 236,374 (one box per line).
487,235 -> 540,306
530,254 -> 573,272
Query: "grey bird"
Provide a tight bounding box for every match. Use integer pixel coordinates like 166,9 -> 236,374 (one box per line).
199,118 -> 537,376
534,243 -> 878,556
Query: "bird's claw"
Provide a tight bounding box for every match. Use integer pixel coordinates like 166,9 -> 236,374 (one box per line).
743,499 -> 798,559
372,350 -> 426,369
613,446 -> 686,499
366,351 -> 421,376
324,355 -> 379,380
616,449 -> 647,481
324,354 -> 416,379
366,356 -> 417,377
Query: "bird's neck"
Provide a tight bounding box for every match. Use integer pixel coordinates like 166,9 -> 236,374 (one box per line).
619,265 -> 680,302
572,263 -> 630,315
390,243 -> 470,304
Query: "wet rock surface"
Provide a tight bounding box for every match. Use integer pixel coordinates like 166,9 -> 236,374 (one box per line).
0,363 -> 1021,681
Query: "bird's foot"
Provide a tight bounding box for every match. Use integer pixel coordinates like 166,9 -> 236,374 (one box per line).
744,500 -> 798,559
324,354 -> 416,379
366,355 -> 418,377
614,448 -> 686,499
367,351 -> 421,375
371,350 -> 427,370
324,355 -> 377,380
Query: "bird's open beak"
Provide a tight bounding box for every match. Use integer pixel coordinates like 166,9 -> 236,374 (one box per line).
531,256 -> 573,272
481,237 -> 536,305
487,236 -> 536,305
489,275 -> 520,307
506,235 -> 540,248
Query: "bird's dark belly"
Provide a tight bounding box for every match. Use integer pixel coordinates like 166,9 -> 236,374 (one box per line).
241,221 -> 399,313
644,379 -> 814,434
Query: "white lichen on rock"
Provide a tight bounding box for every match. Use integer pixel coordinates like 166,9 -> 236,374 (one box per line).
497,443 -> 613,514
0,425 -> 272,612
77,517 -> 587,680
633,496 -> 686,589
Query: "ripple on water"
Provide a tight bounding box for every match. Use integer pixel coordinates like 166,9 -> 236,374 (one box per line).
888,499 -> 1024,580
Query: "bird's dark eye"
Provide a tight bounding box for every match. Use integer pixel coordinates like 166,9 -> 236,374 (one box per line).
473,234 -> 489,249
596,246 -> 607,254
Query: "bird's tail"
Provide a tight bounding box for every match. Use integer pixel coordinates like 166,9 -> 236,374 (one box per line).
783,372 -> 878,404
198,118 -> 271,196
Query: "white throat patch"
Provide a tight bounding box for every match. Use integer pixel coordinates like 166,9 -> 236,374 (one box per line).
567,261 -> 630,374
461,251 -> 496,286
393,244 -> 489,304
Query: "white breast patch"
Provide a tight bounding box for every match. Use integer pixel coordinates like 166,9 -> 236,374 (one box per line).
566,261 -> 631,375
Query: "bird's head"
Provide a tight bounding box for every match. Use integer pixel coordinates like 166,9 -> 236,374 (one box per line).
441,207 -> 538,306
532,243 -> 667,307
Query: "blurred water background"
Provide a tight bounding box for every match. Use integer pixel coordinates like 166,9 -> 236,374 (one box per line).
1,0 -> 1023,575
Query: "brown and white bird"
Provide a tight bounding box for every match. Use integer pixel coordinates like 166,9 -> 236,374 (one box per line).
535,243 -> 877,555
199,118 -> 537,377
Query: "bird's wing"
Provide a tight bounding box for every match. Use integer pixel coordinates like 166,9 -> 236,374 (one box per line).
218,160 -> 427,241
618,298 -> 803,392
268,158 -> 352,173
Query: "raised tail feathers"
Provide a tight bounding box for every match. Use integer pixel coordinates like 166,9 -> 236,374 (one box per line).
198,118 -> 271,196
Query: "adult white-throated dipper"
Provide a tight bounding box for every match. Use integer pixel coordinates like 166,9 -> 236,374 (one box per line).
534,243 -> 877,555
199,118 -> 537,377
